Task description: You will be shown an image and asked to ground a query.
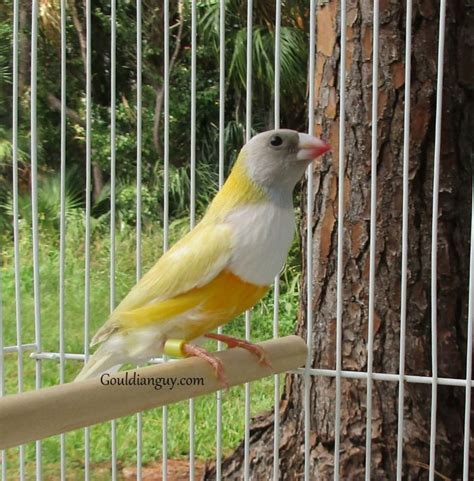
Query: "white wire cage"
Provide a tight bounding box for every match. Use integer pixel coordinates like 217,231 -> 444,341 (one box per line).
0,0 -> 472,480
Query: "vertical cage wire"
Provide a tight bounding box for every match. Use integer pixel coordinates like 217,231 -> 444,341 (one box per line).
429,1 -> 446,479
334,0 -> 347,478
0,210 -> 4,481
365,0 -> 380,478
396,1 -> 413,479
30,0 -> 42,478
83,0 -> 93,477
136,1 -> 143,480
190,0 -> 197,231
463,174 -> 474,481
162,2 -> 170,479
136,1 -> 143,283
215,0 -> 226,479
109,0 -> 118,478
272,0 -> 282,479
58,0 -> 67,477
163,0 -> 170,254
303,1 -> 316,480
243,1 -> 253,480
189,1 -> 197,480
218,0 -> 226,191
0,267 -> 4,481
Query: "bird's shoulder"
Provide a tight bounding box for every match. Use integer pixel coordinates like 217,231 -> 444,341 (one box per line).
124,221 -> 234,307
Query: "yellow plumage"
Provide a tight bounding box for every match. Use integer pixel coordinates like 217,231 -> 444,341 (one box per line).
118,270 -> 268,339
75,129 -> 330,381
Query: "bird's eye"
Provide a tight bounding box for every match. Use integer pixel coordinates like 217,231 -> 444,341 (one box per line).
270,135 -> 283,147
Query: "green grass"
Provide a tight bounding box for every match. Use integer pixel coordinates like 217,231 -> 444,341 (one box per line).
0,219 -> 300,479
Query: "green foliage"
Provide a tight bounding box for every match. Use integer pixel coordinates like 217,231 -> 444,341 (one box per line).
1,169 -> 83,236
199,0 -> 308,126
115,183 -> 155,227
158,162 -> 219,216
0,0 -> 310,230
0,133 -> 15,168
0,19 -> 12,86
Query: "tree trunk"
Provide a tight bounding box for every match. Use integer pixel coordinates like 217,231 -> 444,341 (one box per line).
71,0 -> 87,73
204,0 -> 474,479
152,0 -> 184,157
18,0 -> 30,96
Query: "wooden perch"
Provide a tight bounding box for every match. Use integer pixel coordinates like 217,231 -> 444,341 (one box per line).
0,336 -> 307,450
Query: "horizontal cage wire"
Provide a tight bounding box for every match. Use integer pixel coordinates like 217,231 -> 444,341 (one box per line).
0,0 -> 472,480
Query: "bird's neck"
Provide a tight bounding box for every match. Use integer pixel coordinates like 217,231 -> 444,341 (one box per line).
204,152 -> 268,220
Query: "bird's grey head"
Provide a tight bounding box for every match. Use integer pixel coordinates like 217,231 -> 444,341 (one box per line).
242,129 -> 330,193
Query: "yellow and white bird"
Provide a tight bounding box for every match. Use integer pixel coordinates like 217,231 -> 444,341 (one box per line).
75,129 -> 330,385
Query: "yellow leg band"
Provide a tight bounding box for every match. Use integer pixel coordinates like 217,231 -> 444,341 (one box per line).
163,339 -> 186,358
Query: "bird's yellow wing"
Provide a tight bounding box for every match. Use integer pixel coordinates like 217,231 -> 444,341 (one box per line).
91,221 -> 233,345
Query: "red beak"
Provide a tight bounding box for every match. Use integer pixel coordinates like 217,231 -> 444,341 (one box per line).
297,133 -> 331,161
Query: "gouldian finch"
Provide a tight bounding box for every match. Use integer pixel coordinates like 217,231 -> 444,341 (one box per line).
75,129 -> 330,384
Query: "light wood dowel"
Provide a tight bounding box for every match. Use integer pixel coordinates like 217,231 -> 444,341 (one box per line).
0,335 -> 307,450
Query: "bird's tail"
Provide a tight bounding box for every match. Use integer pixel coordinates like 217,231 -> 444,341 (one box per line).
74,343 -> 122,382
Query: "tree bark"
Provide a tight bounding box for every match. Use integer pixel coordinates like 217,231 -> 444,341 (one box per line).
18,0 -> 30,96
47,94 -> 85,127
204,0 -> 474,479
71,0 -> 87,73
152,0 -> 184,156
70,0 -> 104,200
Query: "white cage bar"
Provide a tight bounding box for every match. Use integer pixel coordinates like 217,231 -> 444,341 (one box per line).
0,1 -> 469,480
243,1 -> 253,479
84,0 -> 93,477
334,0 -> 346,475
273,0 -> 282,478
189,1 -> 197,479
365,0 -> 379,477
304,1 -> 316,480
429,1 -> 447,479
162,2 -> 170,480
215,0 -> 225,477
58,0 -> 67,477
395,0 -> 412,478
135,0 -> 143,478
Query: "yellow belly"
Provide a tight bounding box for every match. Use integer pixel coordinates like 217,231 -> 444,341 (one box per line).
119,270 -> 269,340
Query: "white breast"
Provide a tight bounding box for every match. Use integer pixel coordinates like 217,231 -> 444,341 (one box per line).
225,201 -> 295,285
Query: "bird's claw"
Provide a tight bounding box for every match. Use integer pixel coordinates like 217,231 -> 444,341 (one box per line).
204,333 -> 273,370
181,343 -> 230,389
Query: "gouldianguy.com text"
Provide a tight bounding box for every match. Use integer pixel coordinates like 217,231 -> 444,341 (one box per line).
100,372 -> 204,391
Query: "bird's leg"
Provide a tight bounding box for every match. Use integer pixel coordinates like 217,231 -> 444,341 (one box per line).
204,333 -> 272,369
181,343 -> 230,389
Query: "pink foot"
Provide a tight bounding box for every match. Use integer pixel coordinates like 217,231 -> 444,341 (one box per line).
182,343 -> 229,388
205,333 -> 273,369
